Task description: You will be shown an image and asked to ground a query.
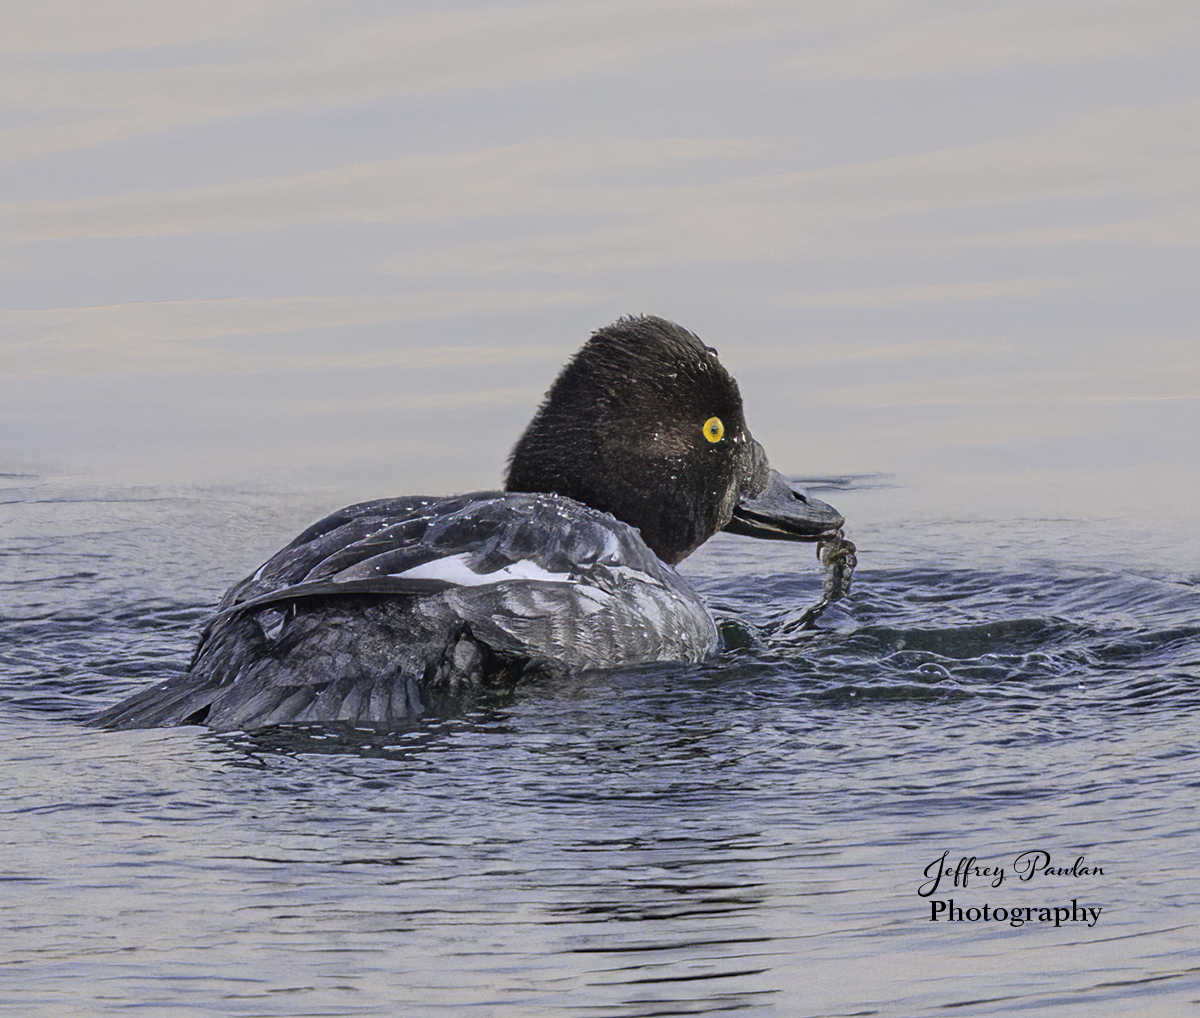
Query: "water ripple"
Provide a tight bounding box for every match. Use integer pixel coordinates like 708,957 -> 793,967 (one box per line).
3,482 -> 1199,1017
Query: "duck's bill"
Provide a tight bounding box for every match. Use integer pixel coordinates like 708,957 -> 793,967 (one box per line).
725,470 -> 844,542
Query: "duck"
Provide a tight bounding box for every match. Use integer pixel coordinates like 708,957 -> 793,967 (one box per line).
94,315 -> 848,731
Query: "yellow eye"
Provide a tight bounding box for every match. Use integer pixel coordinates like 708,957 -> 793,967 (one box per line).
702,416 -> 725,443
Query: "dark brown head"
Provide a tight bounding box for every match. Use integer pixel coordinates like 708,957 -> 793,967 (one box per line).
505,316 -> 842,564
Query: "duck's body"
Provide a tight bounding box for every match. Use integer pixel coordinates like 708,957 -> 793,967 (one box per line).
95,316 -> 847,731
96,492 -> 719,729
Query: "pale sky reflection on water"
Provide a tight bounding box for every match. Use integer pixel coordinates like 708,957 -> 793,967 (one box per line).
2,0 -> 1198,556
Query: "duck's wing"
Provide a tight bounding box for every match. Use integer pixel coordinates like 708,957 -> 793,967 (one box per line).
209,493 -> 492,617
213,490 -> 718,667
212,491 -> 669,616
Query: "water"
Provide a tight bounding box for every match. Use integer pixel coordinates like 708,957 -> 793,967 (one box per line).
5,1 -> 1200,1012
3,474 -> 1198,1017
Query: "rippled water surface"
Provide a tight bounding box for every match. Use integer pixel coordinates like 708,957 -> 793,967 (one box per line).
3,475 -> 1197,1017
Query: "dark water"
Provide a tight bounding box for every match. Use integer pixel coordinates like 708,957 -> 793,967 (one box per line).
3,475 -> 1198,1017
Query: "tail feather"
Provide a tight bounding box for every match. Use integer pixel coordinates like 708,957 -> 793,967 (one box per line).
91,595 -> 514,731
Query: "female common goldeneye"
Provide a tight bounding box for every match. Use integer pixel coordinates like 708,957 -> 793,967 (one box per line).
95,316 -> 848,731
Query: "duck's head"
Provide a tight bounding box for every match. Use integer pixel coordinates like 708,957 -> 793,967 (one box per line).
505,315 -> 844,565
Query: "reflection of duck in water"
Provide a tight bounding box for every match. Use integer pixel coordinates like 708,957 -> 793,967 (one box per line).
95,316 -> 849,731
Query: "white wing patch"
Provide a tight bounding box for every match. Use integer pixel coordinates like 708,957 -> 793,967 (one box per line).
389,552 -> 577,587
